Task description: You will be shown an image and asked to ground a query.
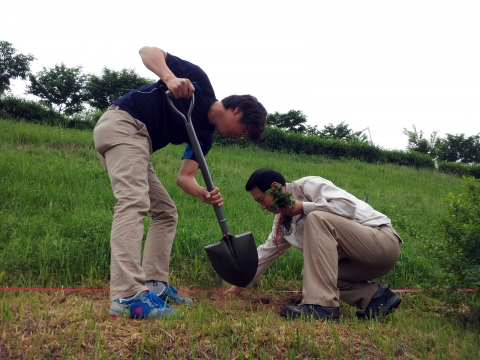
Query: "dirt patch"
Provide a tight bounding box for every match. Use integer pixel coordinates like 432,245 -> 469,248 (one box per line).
182,288 -> 303,312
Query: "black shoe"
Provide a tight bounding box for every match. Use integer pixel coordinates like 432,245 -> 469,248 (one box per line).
356,286 -> 402,320
279,304 -> 340,322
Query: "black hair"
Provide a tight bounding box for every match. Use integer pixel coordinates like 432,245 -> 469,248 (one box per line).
221,95 -> 267,141
245,168 -> 286,192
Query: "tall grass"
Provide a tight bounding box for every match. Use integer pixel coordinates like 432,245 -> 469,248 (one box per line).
0,119 -> 464,290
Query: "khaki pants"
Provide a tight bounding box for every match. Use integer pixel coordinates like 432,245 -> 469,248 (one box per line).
93,108 -> 178,301
302,211 -> 401,309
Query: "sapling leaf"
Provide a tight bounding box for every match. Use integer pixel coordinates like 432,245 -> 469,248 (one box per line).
266,183 -> 295,211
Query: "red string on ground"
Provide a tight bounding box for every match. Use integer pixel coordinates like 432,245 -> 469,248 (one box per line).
0,287 -> 477,293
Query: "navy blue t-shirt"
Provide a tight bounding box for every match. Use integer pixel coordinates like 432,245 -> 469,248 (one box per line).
113,54 -> 217,161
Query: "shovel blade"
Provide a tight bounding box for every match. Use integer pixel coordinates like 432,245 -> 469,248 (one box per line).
205,232 -> 258,287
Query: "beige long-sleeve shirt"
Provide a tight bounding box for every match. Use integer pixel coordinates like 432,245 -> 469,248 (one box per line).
249,176 -> 401,286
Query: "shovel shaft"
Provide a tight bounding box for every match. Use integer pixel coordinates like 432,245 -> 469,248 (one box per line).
185,122 -> 230,236
165,91 -> 230,237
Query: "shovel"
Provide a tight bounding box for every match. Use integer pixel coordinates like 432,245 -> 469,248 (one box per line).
165,91 -> 258,287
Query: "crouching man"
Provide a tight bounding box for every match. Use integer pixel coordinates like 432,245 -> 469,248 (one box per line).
226,168 -> 403,322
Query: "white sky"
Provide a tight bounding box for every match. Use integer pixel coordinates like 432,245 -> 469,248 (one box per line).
2,0 -> 479,150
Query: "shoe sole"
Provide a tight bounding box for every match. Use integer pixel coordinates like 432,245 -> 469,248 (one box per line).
279,307 -> 340,323
110,315 -> 138,321
357,295 -> 402,320
110,305 -> 185,321
110,313 -> 184,320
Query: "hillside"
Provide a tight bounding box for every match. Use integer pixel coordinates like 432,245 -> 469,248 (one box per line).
0,119 -> 464,290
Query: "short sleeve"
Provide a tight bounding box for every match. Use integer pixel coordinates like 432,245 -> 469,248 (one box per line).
181,133 -> 213,162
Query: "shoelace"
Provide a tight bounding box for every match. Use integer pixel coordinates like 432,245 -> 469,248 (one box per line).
299,305 -> 317,315
144,291 -> 169,309
167,285 -> 178,295
165,285 -> 183,301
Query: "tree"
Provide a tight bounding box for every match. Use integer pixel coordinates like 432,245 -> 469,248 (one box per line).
437,133 -> 480,164
403,126 -> 480,164
305,124 -> 321,136
84,67 -> 153,109
267,111 -> 368,142
403,125 -> 440,158
0,41 -> 35,94
26,63 -> 86,115
319,121 -> 368,142
267,110 -> 308,133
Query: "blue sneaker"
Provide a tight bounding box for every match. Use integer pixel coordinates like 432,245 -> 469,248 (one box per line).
109,290 -> 182,320
158,285 -> 194,306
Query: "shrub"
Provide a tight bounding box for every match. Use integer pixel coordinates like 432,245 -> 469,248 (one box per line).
215,126 -> 436,169
0,95 -> 68,126
430,177 -> 480,290
68,108 -> 103,130
385,150 -> 436,169
0,95 -> 105,130
438,161 -> 480,178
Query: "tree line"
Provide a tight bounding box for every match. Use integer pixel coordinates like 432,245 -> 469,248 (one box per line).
403,125 -> 480,164
1,41 -> 153,115
1,40 -> 479,164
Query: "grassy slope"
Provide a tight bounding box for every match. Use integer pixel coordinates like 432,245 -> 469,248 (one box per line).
0,119 -> 463,289
1,119 -> 479,359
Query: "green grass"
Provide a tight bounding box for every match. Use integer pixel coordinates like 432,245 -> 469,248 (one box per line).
1,119 -> 479,359
0,119 -> 464,289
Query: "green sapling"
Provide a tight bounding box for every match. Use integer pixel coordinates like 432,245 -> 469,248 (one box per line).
266,183 -> 295,211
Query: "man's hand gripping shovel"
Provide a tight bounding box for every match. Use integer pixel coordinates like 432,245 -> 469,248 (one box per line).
165,91 -> 258,287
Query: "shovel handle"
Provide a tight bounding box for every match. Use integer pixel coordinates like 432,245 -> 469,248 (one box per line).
165,90 -> 230,237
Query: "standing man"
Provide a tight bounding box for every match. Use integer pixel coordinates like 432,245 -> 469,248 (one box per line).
94,47 -> 267,320
226,168 -> 402,322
